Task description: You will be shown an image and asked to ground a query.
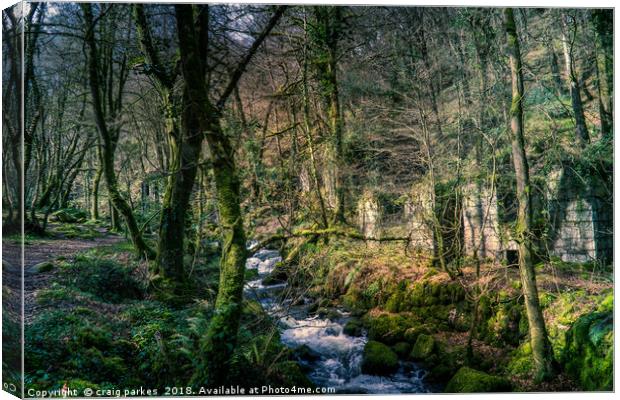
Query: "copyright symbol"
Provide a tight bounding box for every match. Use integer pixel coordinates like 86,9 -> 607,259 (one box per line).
84,388 -> 93,397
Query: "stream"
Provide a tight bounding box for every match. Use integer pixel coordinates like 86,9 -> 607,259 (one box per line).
243,246 -> 430,394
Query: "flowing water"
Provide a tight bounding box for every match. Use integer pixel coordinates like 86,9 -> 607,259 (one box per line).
243,246 -> 430,394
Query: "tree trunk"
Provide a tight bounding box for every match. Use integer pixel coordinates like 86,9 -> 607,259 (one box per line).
134,4 -> 199,281
91,162 -> 102,220
174,4 -> 285,384
313,7 -> 346,224
592,10 -> 613,137
81,3 -> 155,259
303,14 -> 329,229
155,92 -> 201,281
561,14 -> 590,145
505,8 -> 555,382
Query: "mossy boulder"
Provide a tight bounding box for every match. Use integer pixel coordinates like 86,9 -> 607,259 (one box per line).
292,344 -> 320,362
52,208 -> 88,223
403,280 -> 466,309
364,313 -> 415,344
444,367 -> 511,393
361,341 -> 399,375
403,324 -> 433,343
261,262 -> 289,285
392,342 -> 412,359
486,301 -> 524,346
562,311 -> 613,391
410,333 -> 435,360
343,318 -> 364,337
31,261 -> 55,273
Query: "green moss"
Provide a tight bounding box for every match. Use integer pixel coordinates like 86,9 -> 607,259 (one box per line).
244,268 -> 259,280
562,311 -> 613,391
505,341 -> 533,376
444,367 -> 511,393
598,293 -> 613,313
343,318 -> 364,337
410,333 -> 435,360
32,261 -> 54,273
364,313 -> 416,344
392,342 -> 412,359
403,324 -> 432,344
425,343 -> 466,383
361,341 -> 399,375
385,290 -> 405,313
52,208 -> 88,223
261,262 -> 289,285
486,301 -> 523,346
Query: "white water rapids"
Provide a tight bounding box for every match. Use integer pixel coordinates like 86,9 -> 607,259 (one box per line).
243,246 -> 430,394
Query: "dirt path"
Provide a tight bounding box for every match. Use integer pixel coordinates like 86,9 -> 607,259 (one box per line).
2,227 -> 125,322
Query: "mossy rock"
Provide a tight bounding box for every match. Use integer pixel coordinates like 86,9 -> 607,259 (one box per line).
261,262 -> 289,285
361,341 -> 399,375
562,311 -> 613,391
292,344 -> 321,362
410,333 -> 435,360
392,342 -> 412,359
426,342 -> 466,382
486,301 -> 524,346
403,324 -> 433,343
343,318 -> 364,337
31,261 -> 54,273
244,268 -> 259,281
364,313 -> 415,345
385,290 -> 405,313
444,367 -> 511,393
52,209 -> 79,223
506,341 -> 532,376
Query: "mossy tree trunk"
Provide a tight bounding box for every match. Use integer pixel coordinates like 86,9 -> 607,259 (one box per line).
504,8 -> 555,382
174,4 -> 286,384
302,14 -> 329,229
592,10 -> 613,137
311,6 -> 346,224
82,3 -> 155,259
134,4 -> 195,282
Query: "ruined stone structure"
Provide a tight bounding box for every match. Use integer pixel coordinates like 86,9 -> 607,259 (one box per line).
357,190 -> 382,240
404,181 -> 435,251
546,168 -> 612,263
461,182 -> 507,260
365,168 -> 612,265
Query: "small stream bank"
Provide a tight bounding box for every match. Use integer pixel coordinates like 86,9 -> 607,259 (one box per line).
243,247 -> 430,394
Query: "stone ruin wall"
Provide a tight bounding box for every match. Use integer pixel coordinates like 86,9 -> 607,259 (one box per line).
404,181 -> 435,252
546,168 -> 612,263
461,183 -> 510,260
358,170 -> 612,265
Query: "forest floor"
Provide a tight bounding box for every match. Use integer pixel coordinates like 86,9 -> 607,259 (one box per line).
2,222 -> 124,322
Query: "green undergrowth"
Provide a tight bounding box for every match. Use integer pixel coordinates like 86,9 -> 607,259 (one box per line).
52,223 -> 103,240
292,238 -> 613,392
24,248 -> 311,395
